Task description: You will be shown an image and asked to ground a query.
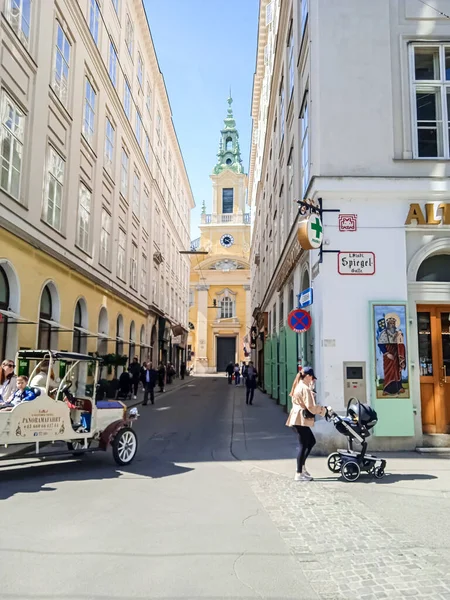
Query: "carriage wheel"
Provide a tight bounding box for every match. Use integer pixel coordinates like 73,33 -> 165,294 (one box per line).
327,452 -> 342,473
112,427 -> 138,465
341,460 -> 361,482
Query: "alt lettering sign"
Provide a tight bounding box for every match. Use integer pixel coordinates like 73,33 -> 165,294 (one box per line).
338,252 -> 375,275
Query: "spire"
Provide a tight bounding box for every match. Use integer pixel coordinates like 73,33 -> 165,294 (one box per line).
201,199 -> 206,214
213,94 -> 244,175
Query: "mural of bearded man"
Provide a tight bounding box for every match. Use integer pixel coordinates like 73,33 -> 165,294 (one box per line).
377,313 -> 406,395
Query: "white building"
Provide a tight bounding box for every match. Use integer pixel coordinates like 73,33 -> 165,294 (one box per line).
0,0 -> 194,368
249,0 -> 450,450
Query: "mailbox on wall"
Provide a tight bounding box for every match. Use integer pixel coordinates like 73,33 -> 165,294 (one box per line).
343,362 -> 367,405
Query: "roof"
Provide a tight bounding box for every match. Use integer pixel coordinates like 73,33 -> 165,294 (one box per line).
16,350 -> 102,362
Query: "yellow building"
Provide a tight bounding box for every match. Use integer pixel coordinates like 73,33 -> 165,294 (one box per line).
188,98 -> 251,373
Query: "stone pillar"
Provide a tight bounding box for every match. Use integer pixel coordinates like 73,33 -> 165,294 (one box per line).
196,284 -> 209,374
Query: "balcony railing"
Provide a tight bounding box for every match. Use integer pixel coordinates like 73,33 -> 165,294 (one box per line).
190,237 -> 200,251
201,213 -> 251,225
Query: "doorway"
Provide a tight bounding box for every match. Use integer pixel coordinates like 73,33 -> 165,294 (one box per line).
216,337 -> 236,372
417,305 -> 450,433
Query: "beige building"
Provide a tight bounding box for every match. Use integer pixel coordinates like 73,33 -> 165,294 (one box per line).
0,0 -> 194,371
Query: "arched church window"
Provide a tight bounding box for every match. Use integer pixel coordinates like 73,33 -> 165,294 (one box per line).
220,297 -> 233,319
417,254 -> 450,282
0,266 -> 9,360
225,137 -> 232,150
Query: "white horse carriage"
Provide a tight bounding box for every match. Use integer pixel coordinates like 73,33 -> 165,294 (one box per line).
0,350 -> 139,466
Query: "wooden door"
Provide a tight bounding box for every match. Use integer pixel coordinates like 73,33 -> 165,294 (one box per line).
417,305 -> 450,433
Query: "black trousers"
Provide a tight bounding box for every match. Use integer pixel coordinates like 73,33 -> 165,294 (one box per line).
293,425 -> 316,473
143,383 -> 155,405
132,379 -> 139,396
227,374 -> 232,384
246,386 -> 255,404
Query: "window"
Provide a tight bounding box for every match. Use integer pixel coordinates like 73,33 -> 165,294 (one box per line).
222,188 -> 233,213
83,77 -> 96,144
121,148 -> 129,197
141,254 -> 147,296
137,53 -> 143,88
135,111 -> 142,145
104,118 -> 114,172
146,82 -> 152,113
53,22 -> 71,105
109,40 -> 118,87
130,243 -> 137,289
77,183 -> 91,252
279,80 -> 285,139
124,79 -> 131,120
125,13 -> 133,57
220,297 -> 233,319
0,92 -> 24,200
132,170 -> 140,215
189,289 -> 194,307
0,266 -> 9,359
38,286 -> 53,351
411,45 -> 450,158
43,147 -> 64,230
168,152 -> 172,179
226,136 -> 232,150
300,99 -> 309,197
142,186 -> 149,231
288,25 -> 294,97
117,229 -> 126,280
156,110 -> 161,138
89,0 -> 100,45
145,133 -> 150,164
7,0 -> 31,46
111,0 -> 118,13
300,0 -> 308,36
100,209 -> 111,268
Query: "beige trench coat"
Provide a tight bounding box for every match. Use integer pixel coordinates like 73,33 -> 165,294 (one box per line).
285,380 -> 326,428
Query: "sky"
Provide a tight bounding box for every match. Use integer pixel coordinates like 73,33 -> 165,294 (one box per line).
144,0 -> 260,241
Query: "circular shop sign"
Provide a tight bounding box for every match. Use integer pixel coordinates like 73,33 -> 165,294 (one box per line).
297,214 -> 323,250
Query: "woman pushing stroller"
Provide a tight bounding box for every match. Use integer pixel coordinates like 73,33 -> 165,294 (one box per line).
286,367 -> 329,482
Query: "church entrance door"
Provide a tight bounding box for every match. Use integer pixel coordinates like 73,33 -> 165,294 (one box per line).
417,305 -> 450,433
216,337 -> 236,372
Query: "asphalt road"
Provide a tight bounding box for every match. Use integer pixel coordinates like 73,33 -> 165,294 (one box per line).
0,377 -> 318,600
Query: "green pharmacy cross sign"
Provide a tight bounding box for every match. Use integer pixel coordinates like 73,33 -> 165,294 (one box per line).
310,217 -> 323,240
296,197 -> 340,264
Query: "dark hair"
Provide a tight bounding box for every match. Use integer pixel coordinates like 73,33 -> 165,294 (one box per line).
17,375 -> 28,383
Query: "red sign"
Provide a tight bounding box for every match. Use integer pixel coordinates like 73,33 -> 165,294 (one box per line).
339,214 -> 357,231
287,309 -> 312,333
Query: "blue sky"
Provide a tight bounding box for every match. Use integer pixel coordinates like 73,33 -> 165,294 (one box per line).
144,0 -> 259,241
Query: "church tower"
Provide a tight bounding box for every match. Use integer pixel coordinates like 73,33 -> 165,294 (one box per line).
188,96 -> 251,374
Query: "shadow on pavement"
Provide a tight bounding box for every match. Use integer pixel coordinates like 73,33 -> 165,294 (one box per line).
315,472 -> 438,484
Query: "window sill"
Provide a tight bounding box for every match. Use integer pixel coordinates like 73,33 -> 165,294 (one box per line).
393,157 -> 450,162
75,243 -> 92,258
99,260 -> 112,273
40,218 -> 66,239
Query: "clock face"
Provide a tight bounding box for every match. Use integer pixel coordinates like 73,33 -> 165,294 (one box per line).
220,234 -> 234,248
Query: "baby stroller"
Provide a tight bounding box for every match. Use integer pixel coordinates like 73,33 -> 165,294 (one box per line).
116,371 -> 132,401
327,399 -> 386,482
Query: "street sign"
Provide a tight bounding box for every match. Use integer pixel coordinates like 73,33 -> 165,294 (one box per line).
287,309 -> 312,334
297,287 -> 313,309
297,214 -> 323,250
338,252 -> 375,275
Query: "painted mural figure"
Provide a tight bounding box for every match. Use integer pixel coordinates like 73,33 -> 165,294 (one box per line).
377,313 -> 406,396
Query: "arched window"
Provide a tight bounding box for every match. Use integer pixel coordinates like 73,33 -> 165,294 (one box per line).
220,297 -> 233,319
417,254 -> 450,282
73,301 -> 83,353
38,286 -> 53,350
225,136 -> 232,151
150,325 -> 157,363
140,325 -> 146,363
97,307 -> 108,355
129,321 -> 136,363
116,315 -> 124,356
0,266 -> 10,360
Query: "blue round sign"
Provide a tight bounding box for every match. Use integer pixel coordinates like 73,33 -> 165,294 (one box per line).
288,309 -> 312,333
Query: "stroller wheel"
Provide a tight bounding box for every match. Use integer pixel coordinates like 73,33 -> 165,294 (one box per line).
341,460 -> 361,482
374,467 -> 385,479
327,452 -> 342,473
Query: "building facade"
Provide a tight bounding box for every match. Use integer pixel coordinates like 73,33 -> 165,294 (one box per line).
0,0 -> 194,371
188,98 -> 251,373
249,0 -> 450,450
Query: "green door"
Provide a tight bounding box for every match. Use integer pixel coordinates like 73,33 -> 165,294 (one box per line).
271,336 -> 279,401
279,327 -> 287,406
286,327 -> 298,412
264,338 -> 272,396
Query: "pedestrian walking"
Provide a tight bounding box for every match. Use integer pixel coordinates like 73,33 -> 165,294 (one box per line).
141,362 -> 158,405
166,362 -> 175,384
128,356 -> 141,400
225,361 -> 234,384
234,363 -> 241,385
245,361 -> 258,404
157,362 -> 166,392
242,362 -> 248,385
285,367 -> 327,482
0,359 -> 17,404
180,361 -> 186,380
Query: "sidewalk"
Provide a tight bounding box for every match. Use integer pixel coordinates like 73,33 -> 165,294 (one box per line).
115,375 -> 194,409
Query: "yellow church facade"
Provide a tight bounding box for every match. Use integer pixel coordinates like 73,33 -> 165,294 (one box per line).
188,98 -> 251,373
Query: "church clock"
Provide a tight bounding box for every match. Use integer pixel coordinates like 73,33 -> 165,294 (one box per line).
220,234 -> 234,248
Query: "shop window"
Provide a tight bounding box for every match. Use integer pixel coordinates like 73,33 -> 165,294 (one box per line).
116,314 -> 124,356
0,266 -> 10,360
97,306 -> 108,355
38,286 -> 52,350
417,254 -> 450,282
73,300 -> 83,353
129,321 -> 136,364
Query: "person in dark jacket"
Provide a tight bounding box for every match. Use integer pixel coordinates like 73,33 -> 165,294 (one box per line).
245,362 -> 258,405
141,362 -> 158,405
225,361 -> 234,384
180,362 -> 186,380
157,363 -> 166,392
128,356 -> 141,400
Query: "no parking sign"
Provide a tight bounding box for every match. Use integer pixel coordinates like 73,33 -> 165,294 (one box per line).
287,309 -> 312,334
